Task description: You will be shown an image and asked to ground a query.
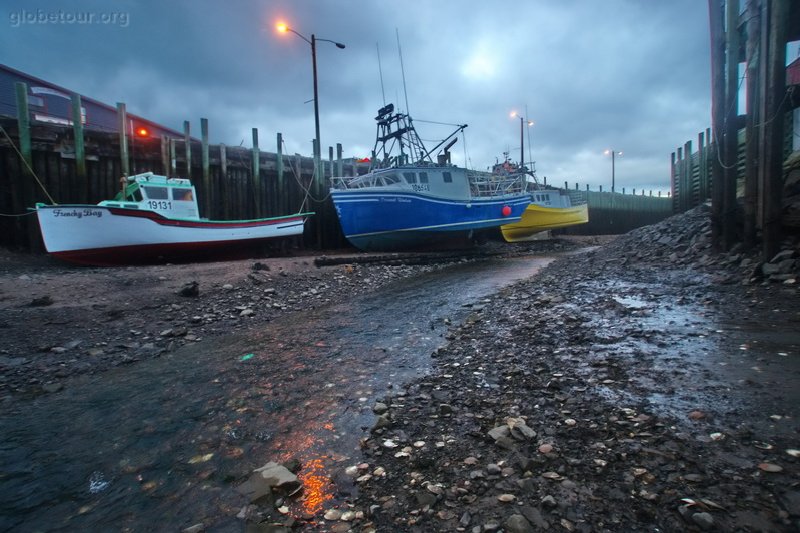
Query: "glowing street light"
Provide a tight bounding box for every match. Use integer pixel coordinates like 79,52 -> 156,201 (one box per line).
604,149 -> 623,192
510,111 -> 533,170
275,21 -> 345,181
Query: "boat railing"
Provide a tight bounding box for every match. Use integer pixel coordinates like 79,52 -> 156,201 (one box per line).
467,171 -> 525,198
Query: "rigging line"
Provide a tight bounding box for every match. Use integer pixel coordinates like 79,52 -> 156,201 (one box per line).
414,119 -> 464,127
396,28 -> 411,117
0,124 -> 57,204
376,42 -> 386,106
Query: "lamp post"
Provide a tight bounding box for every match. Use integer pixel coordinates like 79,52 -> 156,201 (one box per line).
604,149 -> 623,192
509,111 -> 533,169
276,22 -> 345,182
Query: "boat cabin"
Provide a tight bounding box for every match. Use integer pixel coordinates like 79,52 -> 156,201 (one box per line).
99,172 -> 201,220
331,165 -> 524,200
529,188 -> 574,209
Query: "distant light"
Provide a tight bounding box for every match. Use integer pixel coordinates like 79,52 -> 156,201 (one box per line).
510,111 -> 518,118
276,22 -> 288,33
136,127 -> 149,137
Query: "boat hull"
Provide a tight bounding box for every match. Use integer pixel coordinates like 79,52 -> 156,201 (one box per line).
500,203 -> 589,242
35,205 -> 308,265
331,190 -> 530,251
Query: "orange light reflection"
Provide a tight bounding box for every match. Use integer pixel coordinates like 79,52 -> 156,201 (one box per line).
299,457 -> 333,515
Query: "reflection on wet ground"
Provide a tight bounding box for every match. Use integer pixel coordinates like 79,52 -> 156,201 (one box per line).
0,255 -> 555,531
571,277 -> 800,436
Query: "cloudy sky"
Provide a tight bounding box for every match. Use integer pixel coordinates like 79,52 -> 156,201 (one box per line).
2,0 -> 714,194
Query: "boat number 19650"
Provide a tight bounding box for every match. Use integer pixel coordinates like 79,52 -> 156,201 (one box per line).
148,200 -> 172,210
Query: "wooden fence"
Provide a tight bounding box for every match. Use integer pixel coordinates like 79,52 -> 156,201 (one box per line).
0,118 -> 367,252
559,188 -> 673,236
1,80 -> 680,255
670,113 -> 795,216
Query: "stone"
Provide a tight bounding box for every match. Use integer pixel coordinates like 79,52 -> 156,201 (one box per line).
373,402 -> 388,415
41,382 -> 63,393
487,463 -> 502,475
488,425 -> 511,441
182,524 -> 204,533
505,514 -> 535,533
177,281 -> 199,297
371,414 -> 391,432
236,462 -> 300,503
520,506 -> 549,528
762,263 -> 781,276
541,495 -> 557,508
692,512 -> 714,530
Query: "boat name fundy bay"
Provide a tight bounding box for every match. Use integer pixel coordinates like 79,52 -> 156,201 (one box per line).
35,172 -> 311,265
330,104 -> 532,251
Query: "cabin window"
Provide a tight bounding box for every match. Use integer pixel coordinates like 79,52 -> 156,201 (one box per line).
403,172 -> 417,184
384,174 -> 400,184
143,186 -> 168,200
172,188 -> 194,201
443,172 -> 453,183
419,172 -> 429,184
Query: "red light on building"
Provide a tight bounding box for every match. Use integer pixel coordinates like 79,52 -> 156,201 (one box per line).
136,127 -> 149,137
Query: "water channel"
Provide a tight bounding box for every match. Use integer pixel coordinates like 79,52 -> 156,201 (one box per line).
0,254 -> 557,532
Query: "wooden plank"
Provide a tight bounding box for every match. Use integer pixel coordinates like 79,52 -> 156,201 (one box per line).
14,82 -> 40,249
762,0 -> 789,260
252,127 -> 260,218
277,132 -> 285,215
201,117 -> 210,217
670,151 -> 677,212
169,138 -> 177,176
743,0 -> 760,250
722,0 -> 740,250
14,83 -> 32,175
220,143 -> 229,219
71,93 -> 87,203
684,140 -> 693,212
117,102 -> 129,177
708,0 -> 725,250
183,120 -> 192,179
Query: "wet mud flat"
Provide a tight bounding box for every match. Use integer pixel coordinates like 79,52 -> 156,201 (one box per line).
348,208 -> 800,532
0,239 -> 579,532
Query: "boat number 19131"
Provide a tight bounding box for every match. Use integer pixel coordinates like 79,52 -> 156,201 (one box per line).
148,200 -> 172,210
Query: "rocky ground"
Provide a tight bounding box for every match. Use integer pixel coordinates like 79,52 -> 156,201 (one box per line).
2,206 -> 799,533
321,206 -> 798,533
0,239 -> 578,402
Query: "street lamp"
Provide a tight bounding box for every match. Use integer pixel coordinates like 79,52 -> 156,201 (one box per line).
604,149 -> 623,193
509,111 -> 533,170
276,21 -> 345,182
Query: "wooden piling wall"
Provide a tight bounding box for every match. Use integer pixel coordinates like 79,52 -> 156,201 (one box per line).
0,119 -> 364,252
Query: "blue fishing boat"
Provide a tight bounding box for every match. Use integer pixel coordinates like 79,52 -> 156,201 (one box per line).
330,104 -> 531,251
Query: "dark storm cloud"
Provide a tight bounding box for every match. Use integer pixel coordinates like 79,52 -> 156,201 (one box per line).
2,0 -> 711,193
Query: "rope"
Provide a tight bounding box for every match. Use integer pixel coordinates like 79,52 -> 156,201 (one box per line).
0,124 -> 57,204
281,139 -> 333,206
0,211 -> 37,217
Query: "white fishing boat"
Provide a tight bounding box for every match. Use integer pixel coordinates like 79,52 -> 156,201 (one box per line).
34,172 -> 311,265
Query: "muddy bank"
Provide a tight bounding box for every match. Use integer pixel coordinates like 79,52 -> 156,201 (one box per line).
0,239 -> 580,401
328,206 -> 800,532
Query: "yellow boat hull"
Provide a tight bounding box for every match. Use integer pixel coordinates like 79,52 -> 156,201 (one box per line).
500,203 -> 589,242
